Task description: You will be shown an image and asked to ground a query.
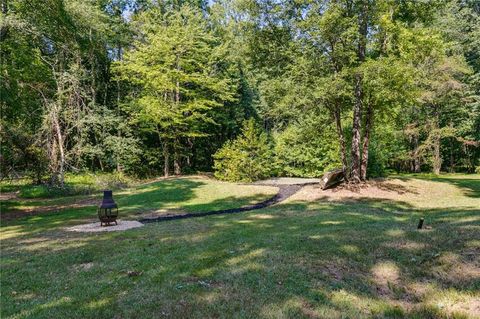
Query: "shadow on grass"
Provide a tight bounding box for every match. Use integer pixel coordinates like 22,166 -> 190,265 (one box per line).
0,187 -> 275,239
1,195 -> 479,318
116,178 -> 206,214
0,179 -> 206,223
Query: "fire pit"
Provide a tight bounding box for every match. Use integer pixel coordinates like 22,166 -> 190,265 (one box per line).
98,190 -> 118,226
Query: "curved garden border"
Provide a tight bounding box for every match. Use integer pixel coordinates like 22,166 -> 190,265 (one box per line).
139,183 -> 308,224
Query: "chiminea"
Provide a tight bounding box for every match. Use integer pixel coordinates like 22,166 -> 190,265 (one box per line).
98,190 -> 118,226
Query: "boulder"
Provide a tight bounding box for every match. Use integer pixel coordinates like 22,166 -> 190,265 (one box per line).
320,169 -> 344,190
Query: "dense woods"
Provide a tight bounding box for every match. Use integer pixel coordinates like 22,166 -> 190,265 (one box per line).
1,0 -> 479,184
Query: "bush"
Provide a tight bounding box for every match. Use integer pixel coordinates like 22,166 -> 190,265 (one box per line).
213,119 -> 275,182
274,120 -> 340,177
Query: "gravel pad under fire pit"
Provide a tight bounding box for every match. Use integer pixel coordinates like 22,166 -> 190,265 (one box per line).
66,220 -> 144,232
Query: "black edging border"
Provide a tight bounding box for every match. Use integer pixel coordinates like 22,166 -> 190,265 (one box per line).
139,182 -> 317,224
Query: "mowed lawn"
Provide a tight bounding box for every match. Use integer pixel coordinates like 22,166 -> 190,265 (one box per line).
0,176 -> 278,221
0,175 -> 479,318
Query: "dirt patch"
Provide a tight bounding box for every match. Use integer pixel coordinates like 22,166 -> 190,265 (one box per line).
0,192 -> 19,201
432,252 -> 480,285
290,178 -> 420,202
286,177 -> 474,210
287,176 -> 480,209
447,298 -> 480,318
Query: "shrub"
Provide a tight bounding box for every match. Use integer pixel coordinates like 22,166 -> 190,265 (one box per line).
274,120 -> 340,177
213,119 -> 274,182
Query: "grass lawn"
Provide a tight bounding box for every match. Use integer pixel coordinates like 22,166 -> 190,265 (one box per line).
1,174 -> 479,318
0,176 -> 278,221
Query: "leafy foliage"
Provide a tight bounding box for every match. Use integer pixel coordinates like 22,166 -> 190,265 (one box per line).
214,119 -> 274,182
1,0 -> 479,184
274,116 -> 341,177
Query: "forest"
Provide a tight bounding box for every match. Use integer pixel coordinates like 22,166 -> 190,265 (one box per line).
1,0 -> 479,184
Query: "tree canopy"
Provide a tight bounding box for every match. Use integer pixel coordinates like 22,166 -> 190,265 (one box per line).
1,0 -> 479,183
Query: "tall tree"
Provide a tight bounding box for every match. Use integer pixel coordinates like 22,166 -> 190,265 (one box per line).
114,5 -> 235,176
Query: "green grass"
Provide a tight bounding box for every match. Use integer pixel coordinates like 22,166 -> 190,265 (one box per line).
0,173 -> 135,199
0,176 -> 277,221
1,174 -> 479,318
115,176 -> 278,216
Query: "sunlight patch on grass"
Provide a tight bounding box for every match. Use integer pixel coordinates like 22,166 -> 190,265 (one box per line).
383,240 -> 428,251
320,220 -> 344,225
340,244 -> 360,253
433,252 -> 480,285
226,248 -> 266,267
20,238 -> 88,252
371,261 -> 401,287
466,240 -> 480,248
0,226 -> 26,240
85,297 -> 112,309
236,220 -> 254,224
425,289 -> 480,318
40,296 -> 73,310
384,228 -> 405,237
197,291 -> 221,304
250,214 -> 275,219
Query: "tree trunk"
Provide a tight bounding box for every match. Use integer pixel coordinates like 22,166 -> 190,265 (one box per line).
174,153 -> 181,175
351,74 -> 363,183
159,127 -> 170,177
116,44 -> 122,173
333,106 -> 348,177
186,138 -> 193,167
360,103 -> 373,181
350,1 -> 368,183
412,133 -> 421,173
175,52 -> 180,104
173,53 -> 181,175
0,0 -> 8,41
433,135 -> 441,175
449,138 -> 455,173
163,143 -> 170,178
52,106 -> 65,186
432,108 -> 442,175
172,137 -> 181,177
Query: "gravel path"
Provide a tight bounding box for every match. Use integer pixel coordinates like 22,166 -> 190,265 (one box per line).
140,178 -> 319,224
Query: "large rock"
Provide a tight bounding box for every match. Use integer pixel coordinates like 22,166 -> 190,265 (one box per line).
320,169 -> 344,190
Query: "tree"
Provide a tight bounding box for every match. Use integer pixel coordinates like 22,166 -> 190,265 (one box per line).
114,5 -> 235,176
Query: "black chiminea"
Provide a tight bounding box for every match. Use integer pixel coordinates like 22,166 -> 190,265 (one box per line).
98,190 -> 118,226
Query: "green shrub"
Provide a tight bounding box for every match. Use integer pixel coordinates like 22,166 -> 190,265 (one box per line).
213,119 -> 275,182
274,120 -> 340,177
